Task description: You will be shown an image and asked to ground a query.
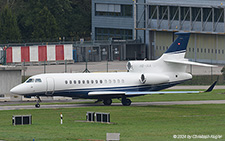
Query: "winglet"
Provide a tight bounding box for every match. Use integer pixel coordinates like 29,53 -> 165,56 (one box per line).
204,81 -> 217,92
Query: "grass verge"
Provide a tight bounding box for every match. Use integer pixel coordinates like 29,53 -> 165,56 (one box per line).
0,104 -> 225,140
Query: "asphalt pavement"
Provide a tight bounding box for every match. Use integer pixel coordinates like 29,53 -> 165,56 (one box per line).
1,100 -> 225,111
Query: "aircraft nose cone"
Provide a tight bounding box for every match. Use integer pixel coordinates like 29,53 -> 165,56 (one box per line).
10,85 -> 22,94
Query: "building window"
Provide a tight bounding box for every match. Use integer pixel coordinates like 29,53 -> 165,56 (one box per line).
95,28 -> 133,40
95,4 -> 132,17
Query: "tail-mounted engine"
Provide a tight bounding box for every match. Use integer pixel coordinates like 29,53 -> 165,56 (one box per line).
139,73 -> 169,84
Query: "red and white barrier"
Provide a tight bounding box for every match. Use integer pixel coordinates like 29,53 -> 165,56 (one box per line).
6,44 -> 73,63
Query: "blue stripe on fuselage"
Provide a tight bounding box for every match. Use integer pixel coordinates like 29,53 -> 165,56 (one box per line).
24,80 -> 188,99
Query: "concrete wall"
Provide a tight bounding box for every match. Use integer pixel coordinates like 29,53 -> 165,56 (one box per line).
0,66 -> 22,101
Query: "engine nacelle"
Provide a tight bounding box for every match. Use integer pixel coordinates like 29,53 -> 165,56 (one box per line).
139,73 -> 169,84
127,61 -> 154,72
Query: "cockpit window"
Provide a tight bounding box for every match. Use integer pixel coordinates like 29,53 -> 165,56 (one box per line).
26,78 -> 34,83
35,78 -> 42,83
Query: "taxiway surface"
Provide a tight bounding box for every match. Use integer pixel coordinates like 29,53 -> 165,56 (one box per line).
1,100 -> 225,111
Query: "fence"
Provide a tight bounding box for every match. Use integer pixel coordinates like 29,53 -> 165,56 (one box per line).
0,39 -> 145,65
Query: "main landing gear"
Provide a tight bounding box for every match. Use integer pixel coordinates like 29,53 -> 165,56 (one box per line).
102,98 -> 132,106
122,97 -> 132,106
103,99 -> 112,106
35,95 -> 41,108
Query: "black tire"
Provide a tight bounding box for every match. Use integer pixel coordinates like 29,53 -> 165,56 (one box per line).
122,98 -> 132,106
35,103 -> 40,108
103,99 -> 112,106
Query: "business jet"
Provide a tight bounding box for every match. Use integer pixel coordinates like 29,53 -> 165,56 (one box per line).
10,32 -> 217,108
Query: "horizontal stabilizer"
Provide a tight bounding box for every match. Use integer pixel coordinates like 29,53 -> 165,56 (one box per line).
164,59 -> 217,67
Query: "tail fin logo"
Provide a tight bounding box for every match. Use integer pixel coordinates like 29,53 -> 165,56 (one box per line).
165,32 -> 190,54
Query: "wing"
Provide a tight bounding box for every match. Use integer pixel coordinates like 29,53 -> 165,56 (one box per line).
88,81 -> 217,96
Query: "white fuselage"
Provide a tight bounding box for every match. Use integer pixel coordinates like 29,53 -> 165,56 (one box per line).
10,68 -> 192,99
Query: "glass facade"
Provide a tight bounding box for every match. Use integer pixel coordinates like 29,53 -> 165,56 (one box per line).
149,5 -> 224,23
95,28 -> 133,40
95,4 -> 133,17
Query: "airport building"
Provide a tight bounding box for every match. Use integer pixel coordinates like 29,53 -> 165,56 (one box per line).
92,0 -> 225,64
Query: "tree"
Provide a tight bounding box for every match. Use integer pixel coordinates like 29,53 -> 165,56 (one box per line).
32,6 -> 59,41
0,5 -> 21,43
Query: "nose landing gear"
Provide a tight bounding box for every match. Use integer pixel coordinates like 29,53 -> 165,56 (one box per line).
35,96 -> 41,108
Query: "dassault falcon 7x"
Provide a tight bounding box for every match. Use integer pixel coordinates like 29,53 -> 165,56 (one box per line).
10,32 -> 217,108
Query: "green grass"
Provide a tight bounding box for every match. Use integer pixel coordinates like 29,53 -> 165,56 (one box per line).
1,89 -> 225,140
0,105 -> 225,140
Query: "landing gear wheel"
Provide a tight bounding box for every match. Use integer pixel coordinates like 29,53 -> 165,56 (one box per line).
122,98 -> 132,106
103,99 -> 112,106
35,95 -> 41,108
35,103 -> 40,108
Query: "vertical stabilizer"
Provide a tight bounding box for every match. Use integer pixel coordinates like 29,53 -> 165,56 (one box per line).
165,32 -> 190,54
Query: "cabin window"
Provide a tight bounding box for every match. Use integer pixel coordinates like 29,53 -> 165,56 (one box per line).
91,80 -> 94,84
74,80 -> 76,84
117,79 -> 120,83
109,80 -> 112,83
35,78 -> 42,83
100,80 -> 103,84
113,79 -> 116,83
104,80 -> 107,83
82,80 -> 85,84
70,80 -> 72,84
87,80 -> 89,84
65,80 -> 68,84
78,80 -> 81,84
122,79 -> 125,83
95,80 -> 98,84
26,78 -> 34,83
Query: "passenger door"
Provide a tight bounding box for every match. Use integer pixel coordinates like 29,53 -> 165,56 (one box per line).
46,77 -> 55,95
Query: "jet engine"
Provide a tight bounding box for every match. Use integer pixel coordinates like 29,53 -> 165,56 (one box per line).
139,73 -> 169,84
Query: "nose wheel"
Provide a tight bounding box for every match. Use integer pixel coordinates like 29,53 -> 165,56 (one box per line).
35,103 -> 40,108
35,96 -> 41,108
